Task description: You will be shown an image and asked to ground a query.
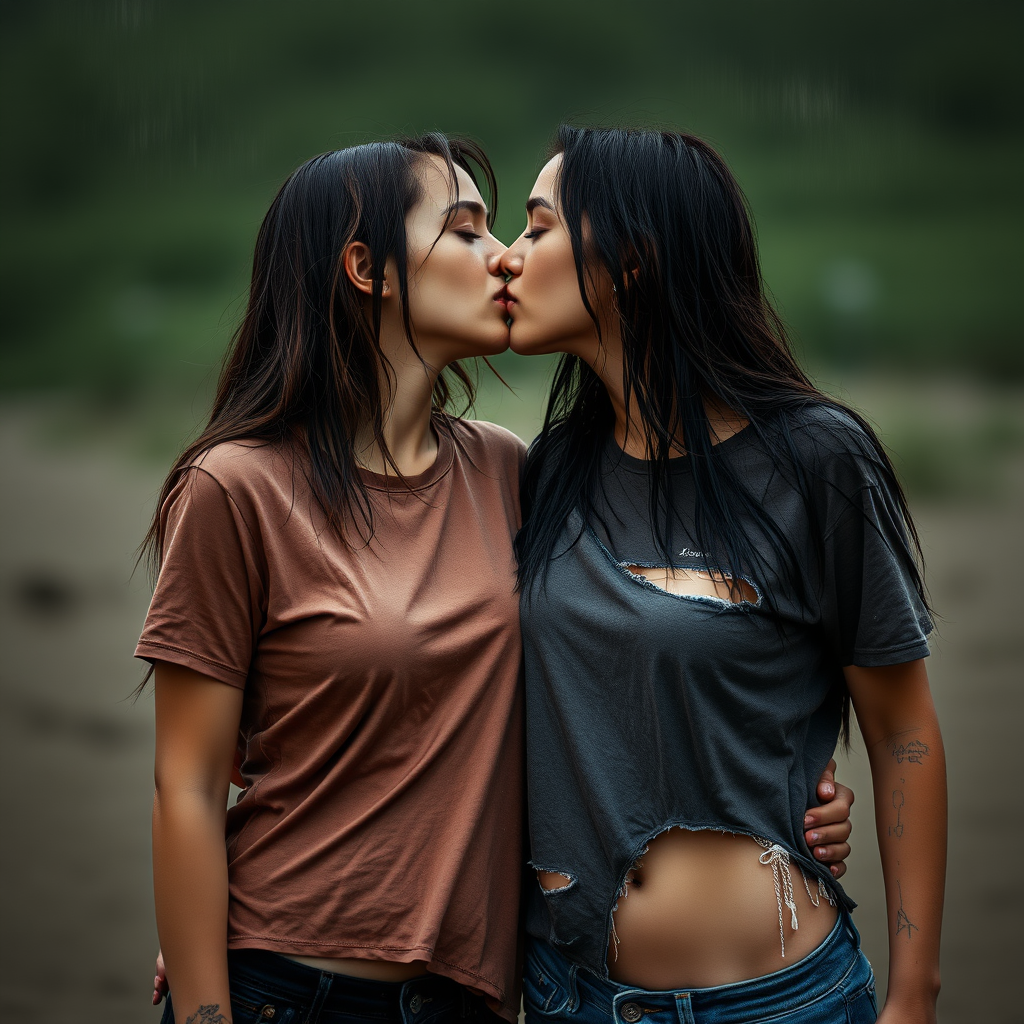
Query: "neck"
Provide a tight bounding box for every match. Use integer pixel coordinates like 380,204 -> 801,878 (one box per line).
354,333 -> 442,478
583,336 -> 747,459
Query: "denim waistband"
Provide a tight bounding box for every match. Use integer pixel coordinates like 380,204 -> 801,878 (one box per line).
526,911 -> 871,1024
227,947 -> 477,1020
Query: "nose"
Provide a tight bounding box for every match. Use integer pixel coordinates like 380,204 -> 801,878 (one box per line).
499,245 -> 523,278
486,247 -> 506,278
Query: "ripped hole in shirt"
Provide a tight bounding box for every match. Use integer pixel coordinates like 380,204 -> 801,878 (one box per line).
537,869 -> 576,894
622,565 -> 759,605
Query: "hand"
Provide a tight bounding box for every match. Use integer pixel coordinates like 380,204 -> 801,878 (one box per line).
804,758 -> 854,879
152,949 -> 168,1006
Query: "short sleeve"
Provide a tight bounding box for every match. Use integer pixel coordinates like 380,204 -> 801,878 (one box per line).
135,466 -> 265,687
818,457 -> 932,668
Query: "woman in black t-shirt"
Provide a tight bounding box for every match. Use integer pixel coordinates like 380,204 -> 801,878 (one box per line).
504,127 -> 945,1024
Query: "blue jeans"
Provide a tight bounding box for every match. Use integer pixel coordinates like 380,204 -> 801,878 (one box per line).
523,913 -> 877,1024
160,948 -> 500,1024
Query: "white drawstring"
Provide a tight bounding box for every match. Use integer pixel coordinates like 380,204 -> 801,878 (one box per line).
799,866 -> 837,910
754,838 -> 800,957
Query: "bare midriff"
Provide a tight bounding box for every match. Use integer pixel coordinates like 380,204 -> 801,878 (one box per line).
282,955 -> 430,982
540,828 -> 837,991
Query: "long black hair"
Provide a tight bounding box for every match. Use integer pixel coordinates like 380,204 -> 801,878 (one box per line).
141,133 -> 497,578
515,126 -> 927,735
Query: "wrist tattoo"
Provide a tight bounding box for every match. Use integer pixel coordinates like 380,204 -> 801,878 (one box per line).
895,879 -> 919,941
184,1006 -> 228,1024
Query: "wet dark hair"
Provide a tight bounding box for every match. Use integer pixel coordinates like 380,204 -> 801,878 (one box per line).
141,133 -> 497,579
515,125 -> 928,741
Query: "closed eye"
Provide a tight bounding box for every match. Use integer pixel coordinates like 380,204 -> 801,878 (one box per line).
523,229 -> 546,240
456,230 -> 482,241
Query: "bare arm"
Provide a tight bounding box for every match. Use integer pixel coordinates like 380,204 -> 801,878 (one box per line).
845,659 -> 946,1024
153,661 -> 244,1024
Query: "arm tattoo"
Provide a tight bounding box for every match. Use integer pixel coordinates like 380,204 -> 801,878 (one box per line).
895,880 -> 919,941
888,787 -> 905,838
889,737 -> 930,765
184,1006 -> 229,1024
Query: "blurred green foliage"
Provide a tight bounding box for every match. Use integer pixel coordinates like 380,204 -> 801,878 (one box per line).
1,0 -> 1022,417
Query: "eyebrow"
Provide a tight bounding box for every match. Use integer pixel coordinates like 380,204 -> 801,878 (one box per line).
443,200 -> 488,219
526,197 -> 555,214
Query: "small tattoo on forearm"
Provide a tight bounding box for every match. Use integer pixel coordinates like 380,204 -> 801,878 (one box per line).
184,1006 -> 228,1024
889,789 -> 905,838
889,738 -> 930,764
895,880 -> 918,940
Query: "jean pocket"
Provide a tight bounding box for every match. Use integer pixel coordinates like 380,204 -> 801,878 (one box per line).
843,981 -> 878,1023
522,957 -> 571,1017
739,989 -> 848,1024
162,993 -> 280,1024
229,977 -> 294,1024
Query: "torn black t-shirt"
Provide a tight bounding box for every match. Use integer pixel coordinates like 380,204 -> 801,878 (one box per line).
520,403 -> 932,976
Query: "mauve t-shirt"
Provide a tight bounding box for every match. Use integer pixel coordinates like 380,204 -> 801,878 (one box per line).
136,418 -> 526,1020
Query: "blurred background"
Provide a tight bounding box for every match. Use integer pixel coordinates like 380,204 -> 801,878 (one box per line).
1,1 -> 1021,1021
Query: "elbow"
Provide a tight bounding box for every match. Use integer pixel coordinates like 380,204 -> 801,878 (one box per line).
153,763 -> 229,813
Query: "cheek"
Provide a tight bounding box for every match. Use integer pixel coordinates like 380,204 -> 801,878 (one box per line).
516,252 -> 592,344
426,252 -> 474,299
405,249 -> 508,352
410,251 -> 480,317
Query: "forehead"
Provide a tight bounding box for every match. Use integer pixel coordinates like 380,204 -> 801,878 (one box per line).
414,154 -> 484,212
530,155 -> 562,201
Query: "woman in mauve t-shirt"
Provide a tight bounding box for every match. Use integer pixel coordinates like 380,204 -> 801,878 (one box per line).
139,135 -> 527,1024
140,132 -> 857,1024
504,126 -> 945,1024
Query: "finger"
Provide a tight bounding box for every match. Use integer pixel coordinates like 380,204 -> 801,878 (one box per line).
806,784 -> 854,827
805,820 -> 853,847
830,862 -> 847,880
833,780 -> 855,809
816,759 -> 838,801
812,841 -> 851,866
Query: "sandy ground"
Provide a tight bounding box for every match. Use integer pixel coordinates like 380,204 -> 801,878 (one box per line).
0,403 -> 1020,1023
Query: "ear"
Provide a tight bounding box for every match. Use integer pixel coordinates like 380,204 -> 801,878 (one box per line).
342,241 -> 390,297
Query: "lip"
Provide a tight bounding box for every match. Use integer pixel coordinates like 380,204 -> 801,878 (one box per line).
494,285 -> 511,311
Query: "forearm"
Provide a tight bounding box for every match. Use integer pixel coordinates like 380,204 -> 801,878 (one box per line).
153,787 -> 233,1024
867,717 -> 946,1020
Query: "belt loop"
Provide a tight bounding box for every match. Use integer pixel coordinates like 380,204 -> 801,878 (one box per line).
304,969 -> 333,1024
843,908 -> 862,949
567,963 -> 580,1012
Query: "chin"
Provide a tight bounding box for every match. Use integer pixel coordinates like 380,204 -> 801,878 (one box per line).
508,330 -> 551,357
482,322 -> 513,354
451,327 -> 510,360
479,335 -> 511,356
